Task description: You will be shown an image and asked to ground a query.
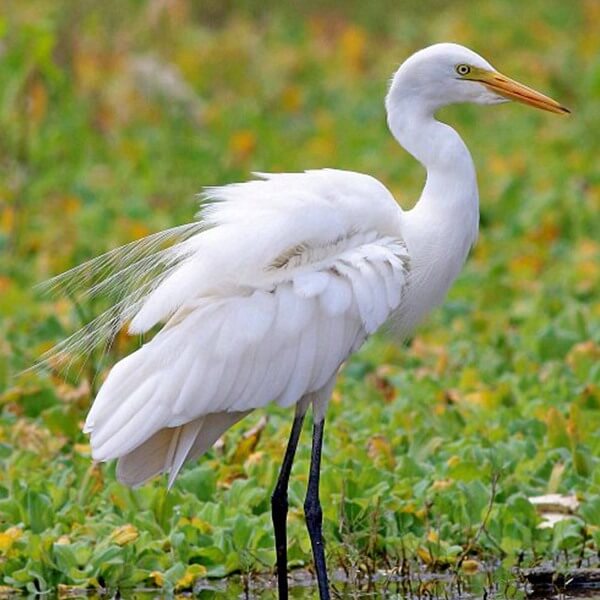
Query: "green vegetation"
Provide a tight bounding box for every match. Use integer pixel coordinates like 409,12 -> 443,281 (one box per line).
1,0 -> 599,595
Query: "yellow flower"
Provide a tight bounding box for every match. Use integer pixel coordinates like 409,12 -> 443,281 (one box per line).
461,559 -> 482,574
110,524 -> 138,546
0,527 -> 23,553
149,571 -> 165,587
431,479 -> 453,492
176,564 -> 208,590
426,529 -> 439,544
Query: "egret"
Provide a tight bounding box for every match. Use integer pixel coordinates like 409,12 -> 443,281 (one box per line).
44,43 -> 568,599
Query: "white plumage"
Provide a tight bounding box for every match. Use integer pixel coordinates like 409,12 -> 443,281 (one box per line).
43,43 -> 568,497
82,169 -> 410,485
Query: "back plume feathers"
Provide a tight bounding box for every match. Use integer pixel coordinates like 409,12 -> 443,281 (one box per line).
34,218 -> 207,371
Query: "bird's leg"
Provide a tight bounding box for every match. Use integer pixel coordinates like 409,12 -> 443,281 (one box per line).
271,404 -> 306,599
304,417 -> 330,600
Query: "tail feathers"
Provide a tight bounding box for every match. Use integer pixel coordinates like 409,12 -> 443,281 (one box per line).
166,418 -> 205,489
116,410 -> 250,487
184,410 -> 250,464
116,426 -> 179,487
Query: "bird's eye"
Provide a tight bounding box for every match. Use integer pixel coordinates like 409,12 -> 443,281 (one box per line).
456,64 -> 471,76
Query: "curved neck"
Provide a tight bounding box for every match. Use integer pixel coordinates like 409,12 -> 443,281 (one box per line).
387,99 -> 479,246
386,98 -> 480,334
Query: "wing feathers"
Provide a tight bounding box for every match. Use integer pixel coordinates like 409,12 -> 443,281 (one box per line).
41,170 -> 413,486
88,235 -> 408,469
320,275 -> 352,316
80,196 -> 408,491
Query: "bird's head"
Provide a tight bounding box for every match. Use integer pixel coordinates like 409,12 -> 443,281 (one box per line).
386,42 -> 569,116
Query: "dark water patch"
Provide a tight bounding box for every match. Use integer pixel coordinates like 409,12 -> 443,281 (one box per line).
522,566 -> 600,600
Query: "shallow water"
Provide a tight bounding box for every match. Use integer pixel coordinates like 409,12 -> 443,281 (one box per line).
186,568 -> 600,600
32,566 -> 600,599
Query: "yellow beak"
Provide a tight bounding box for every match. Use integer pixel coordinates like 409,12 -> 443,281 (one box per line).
476,70 -> 570,115
477,71 -> 571,115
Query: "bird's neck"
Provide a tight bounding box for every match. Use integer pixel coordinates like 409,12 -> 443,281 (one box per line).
388,99 -> 479,252
387,100 -> 480,332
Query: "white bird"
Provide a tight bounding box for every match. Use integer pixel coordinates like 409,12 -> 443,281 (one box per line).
43,43 -> 568,599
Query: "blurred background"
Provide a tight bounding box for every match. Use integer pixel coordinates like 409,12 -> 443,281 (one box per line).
0,0 -> 599,595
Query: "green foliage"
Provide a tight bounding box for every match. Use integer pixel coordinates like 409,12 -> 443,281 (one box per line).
1,0 -> 599,593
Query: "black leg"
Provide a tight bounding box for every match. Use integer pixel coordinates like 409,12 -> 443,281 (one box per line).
271,410 -> 306,599
304,418 -> 330,600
